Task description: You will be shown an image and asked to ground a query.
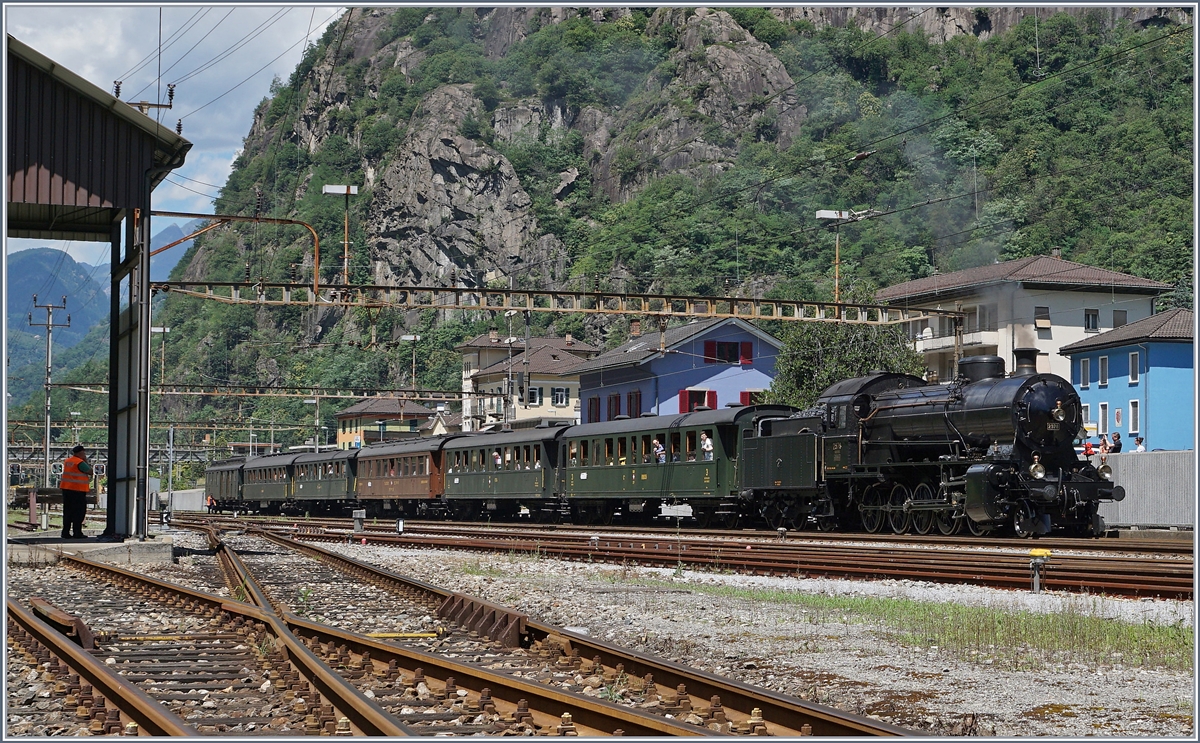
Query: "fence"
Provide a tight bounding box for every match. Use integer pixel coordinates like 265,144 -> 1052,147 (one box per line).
1097,450 -> 1195,529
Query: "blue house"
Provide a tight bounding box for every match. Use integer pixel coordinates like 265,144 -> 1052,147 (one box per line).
570,318 -> 782,423
1059,308 -> 1193,451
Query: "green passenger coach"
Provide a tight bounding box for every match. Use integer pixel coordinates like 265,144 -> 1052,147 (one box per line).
441,425 -> 567,521
556,405 -> 797,526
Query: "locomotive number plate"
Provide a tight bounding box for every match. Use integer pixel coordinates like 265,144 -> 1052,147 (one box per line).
1046,422 -> 1060,430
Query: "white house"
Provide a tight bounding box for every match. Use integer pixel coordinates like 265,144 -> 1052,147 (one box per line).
456,331 -> 599,430
874,256 -> 1171,380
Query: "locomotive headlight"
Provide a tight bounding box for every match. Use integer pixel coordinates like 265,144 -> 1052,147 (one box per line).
1028,455 -> 1046,480
1052,400 -> 1066,422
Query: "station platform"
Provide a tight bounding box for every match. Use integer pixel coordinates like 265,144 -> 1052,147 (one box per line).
5,530 -> 175,566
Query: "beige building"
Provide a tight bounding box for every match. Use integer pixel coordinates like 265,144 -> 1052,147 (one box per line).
333,397 -> 434,449
457,331 -> 599,430
875,256 -> 1171,380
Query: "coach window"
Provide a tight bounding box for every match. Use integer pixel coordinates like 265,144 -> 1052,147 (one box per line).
669,432 -> 681,462
604,438 -> 614,465
640,435 -> 651,463
685,431 -> 697,461
580,440 -> 589,466
617,437 -> 628,465
567,441 -> 577,466
533,445 -> 542,468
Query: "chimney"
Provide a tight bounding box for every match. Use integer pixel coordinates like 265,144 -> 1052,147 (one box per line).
565,333 -> 573,346
630,320 -> 641,337
1012,347 -> 1039,377
489,329 -> 498,343
1051,247 -> 1061,259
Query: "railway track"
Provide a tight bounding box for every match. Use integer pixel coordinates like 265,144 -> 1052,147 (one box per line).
8,524 -> 911,736
174,515 -> 1192,600
182,512 -> 1195,555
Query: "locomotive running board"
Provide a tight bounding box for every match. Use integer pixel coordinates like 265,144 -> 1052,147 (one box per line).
436,592 -> 528,648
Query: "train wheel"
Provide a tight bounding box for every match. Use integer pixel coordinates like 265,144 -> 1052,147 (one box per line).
598,502 -> 616,525
716,508 -> 740,529
860,487 -> 885,533
935,508 -> 961,535
816,513 -> 839,532
966,517 -> 993,537
887,483 -> 912,534
452,501 -> 481,521
762,501 -> 788,531
911,483 -> 935,535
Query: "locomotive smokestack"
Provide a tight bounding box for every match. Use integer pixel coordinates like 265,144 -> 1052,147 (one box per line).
1012,348 -> 1039,377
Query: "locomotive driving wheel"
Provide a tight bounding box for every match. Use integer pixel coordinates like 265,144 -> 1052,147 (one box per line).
966,516 -> 994,536
859,486 -> 885,533
910,483 -> 936,535
935,507 -> 961,535
887,483 -> 912,534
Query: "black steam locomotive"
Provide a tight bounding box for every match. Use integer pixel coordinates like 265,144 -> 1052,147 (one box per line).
740,348 -> 1124,536
205,350 -> 1123,537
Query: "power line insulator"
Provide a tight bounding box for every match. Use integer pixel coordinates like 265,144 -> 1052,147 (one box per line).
244,263 -> 252,283
289,263 -> 298,281
176,119 -> 182,135
113,81 -> 122,98
449,267 -> 457,285
167,83 -> 175,105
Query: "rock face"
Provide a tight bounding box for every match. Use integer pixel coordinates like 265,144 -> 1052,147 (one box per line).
773,6 -> 1193,42
593,8 -> 806,202
364,85 -> 562,289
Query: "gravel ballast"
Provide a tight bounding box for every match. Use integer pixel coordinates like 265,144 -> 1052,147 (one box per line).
320,541 -> 1194,737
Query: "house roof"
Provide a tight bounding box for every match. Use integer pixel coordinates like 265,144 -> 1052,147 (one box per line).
455,333 -> 598,354
568,318 -> 782,376
1059,308 -> 1194,354
334,398 -> 435,419
473,344 -> 588,378
875,256 -> 1171,302
420,412 -> 463,431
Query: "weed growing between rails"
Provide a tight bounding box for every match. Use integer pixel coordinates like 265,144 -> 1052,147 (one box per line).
615,576 -> 1193,673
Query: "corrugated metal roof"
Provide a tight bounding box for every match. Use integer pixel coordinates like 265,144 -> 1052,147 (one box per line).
7,35 -> 191,241
876,256 -> 1171,302
1059,308 -> 1193,354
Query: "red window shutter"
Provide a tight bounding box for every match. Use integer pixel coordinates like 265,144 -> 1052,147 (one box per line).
740,391 -> 751,406
703,340 -> 717,363
706,390 -> 717,410
679,392 -> 689,413
740,341 -> 753,365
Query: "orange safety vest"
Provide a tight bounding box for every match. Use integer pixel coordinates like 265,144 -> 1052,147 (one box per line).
60,455 -> 91,492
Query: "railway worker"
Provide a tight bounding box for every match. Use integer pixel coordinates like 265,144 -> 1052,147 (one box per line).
700,431 -> 714,461
59,444 -> 92,539
207,495 -> 217,514
653,438 -> 666,464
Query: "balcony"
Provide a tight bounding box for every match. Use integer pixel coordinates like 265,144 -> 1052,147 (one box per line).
912,324 -> 999,353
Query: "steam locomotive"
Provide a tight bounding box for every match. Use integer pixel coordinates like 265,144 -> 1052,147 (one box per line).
205,349 -> 1123,537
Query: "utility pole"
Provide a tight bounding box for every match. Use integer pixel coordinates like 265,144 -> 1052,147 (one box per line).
322,185 -> 358,285
29,295 -> 69,488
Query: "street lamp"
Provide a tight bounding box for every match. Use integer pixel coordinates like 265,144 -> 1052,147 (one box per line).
321,185 -> 358,285
249,432 -> 257,458
303,398 -> 319,453
322,426 -> 329,448
70,411 -> 81,444
399,334 -> 421,389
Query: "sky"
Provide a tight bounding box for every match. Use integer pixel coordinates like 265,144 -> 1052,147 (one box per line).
4,3 -> 344,265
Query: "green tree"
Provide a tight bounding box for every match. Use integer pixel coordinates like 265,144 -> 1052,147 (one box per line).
768,315 -> 925,409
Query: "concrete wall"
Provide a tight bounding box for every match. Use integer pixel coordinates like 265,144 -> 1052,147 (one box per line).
1097,451 -> 1195,528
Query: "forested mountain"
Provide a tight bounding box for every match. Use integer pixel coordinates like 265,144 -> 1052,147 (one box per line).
25,6 -> 1193,448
